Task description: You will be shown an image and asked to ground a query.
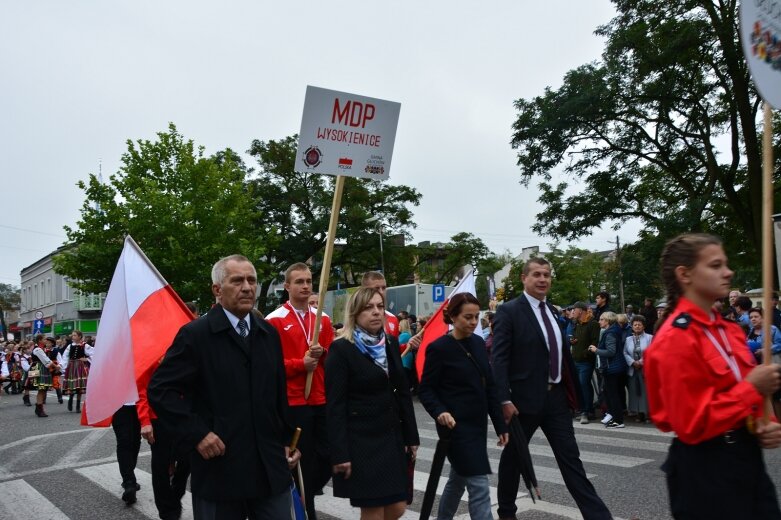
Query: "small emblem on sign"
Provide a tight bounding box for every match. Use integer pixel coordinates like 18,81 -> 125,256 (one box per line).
303,146 -> 323,168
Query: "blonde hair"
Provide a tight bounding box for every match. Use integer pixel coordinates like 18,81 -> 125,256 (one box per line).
616,313 -> 628,327
338,287 -> 385,342
600,311 -> 618,325
399,318 -> 411,334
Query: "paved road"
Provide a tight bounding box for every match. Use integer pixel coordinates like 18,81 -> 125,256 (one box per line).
2,390 -> 780,519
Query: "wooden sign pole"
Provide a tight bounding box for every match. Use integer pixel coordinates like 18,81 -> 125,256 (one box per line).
305,175 -> 346,399
761,102 -> 775,422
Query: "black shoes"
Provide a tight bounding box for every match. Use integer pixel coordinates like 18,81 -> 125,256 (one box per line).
22,394 -> 31,406
122,482 -> 141,505
67,395 -> 73,411
34,404 -> 48,417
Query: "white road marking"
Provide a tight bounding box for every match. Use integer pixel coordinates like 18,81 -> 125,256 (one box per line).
76,462 -> 193,520
0,479 -> 69,519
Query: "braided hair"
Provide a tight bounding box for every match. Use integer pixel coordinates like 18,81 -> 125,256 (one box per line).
658,233 -> 723,328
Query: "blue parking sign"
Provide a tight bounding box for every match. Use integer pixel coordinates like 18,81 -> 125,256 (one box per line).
433,284 -> 445,303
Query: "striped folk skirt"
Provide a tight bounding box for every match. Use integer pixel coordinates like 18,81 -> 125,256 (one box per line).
64,359 -> 90,394
24,365 -> 53,391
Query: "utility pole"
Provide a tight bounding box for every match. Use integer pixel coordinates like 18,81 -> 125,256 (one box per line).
610,235 -> 626,312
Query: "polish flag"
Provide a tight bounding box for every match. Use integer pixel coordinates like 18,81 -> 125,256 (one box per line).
414,270 -> 481,379
83,236 -> 194,426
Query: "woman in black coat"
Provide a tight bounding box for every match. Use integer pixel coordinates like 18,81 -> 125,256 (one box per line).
325,287 -> 420,520
418,293 -> 508,520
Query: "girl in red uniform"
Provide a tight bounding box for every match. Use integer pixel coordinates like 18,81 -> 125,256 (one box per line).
645,233 -> 781,519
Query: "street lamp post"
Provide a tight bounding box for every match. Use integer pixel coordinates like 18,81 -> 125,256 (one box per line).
366,215 -> 385,274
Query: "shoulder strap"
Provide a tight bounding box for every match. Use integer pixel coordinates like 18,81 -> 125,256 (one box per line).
447,335 -> 486,388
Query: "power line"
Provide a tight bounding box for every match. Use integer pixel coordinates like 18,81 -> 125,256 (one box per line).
0,224 -> 67,239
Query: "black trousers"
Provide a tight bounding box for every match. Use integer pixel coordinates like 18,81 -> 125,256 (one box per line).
112,404 -> 141,488
497,384 -> 611,520
663,432 -> 781,519
192,490 -> 290,520
151,418 -> 191,519
288,404 -> 331,520
603,373 -> 626,424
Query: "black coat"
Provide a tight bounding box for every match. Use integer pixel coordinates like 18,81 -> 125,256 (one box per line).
148,305 -> 293,501
418,333 -> 507,476
491,294 -> 579,414
325,335 -> 419,501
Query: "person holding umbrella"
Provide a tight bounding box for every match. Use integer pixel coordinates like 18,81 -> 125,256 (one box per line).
492,258 -> 611,520
418,292 -> 508,520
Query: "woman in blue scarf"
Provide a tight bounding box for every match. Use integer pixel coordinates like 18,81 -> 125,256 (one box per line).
326,287 -> 420,519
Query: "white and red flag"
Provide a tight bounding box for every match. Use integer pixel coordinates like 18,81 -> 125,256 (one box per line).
83,236 -> 193,426
414,270 -> 481,379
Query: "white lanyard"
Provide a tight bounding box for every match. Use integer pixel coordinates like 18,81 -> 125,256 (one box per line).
701,326 -> 742,382
286,302 -> 313,346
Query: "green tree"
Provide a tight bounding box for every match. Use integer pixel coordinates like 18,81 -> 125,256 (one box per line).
247,136 -> 422,310
413,233 -> 492,285
547,247 -> 610,305
510,0 -> 780,287
0,283 -> 20,340
53,124 -> 268,310
502,257 -> 525,302
475,253 -> 510,308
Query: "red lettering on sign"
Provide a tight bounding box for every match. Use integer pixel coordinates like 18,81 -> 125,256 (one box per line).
331,98 -> 376,128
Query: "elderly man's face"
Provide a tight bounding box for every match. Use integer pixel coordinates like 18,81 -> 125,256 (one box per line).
729,291 -> 740,306
213,260 -> 257,318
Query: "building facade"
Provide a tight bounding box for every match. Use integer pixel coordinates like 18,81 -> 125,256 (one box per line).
18,247 -> 104,339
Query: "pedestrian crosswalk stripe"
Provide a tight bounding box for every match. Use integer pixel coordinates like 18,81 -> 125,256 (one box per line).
0,479 -> 68,519
76,462 -> 194,520
575,431 -> 670,453
55,429 -> 109,467
414,446 -> 596,486
417,430 -> 653,468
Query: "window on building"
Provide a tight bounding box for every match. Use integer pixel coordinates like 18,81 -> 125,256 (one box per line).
63,277 -> 71,301
47,278 -> 52,305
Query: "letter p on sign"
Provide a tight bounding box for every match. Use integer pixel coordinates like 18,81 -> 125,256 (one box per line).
433,284 -> 445,303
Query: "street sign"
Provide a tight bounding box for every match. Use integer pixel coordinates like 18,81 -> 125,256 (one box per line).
33,319 -> 44,334
296,86 -> 401,180
433,284 -> 446,303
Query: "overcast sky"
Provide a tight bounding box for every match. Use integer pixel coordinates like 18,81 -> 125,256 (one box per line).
1,1 -> 640,286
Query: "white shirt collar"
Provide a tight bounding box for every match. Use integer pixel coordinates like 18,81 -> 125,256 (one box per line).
222,307 -> 251,333
524,291 -> 546,309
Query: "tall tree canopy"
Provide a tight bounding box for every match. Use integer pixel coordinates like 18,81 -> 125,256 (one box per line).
511,0 -> 780,278
54,124 -> 268,309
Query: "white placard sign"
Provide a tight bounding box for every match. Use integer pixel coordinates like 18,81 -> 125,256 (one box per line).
296,86 -> 401,180
740,0 -> 781,109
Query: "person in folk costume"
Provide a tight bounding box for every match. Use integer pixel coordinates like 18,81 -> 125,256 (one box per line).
42,337 -> 64,404
62,330 -> 93,412
4,347 -> 23,394
645,233 -> 781,519
265,262 -> 334,520
23,334 -> 62,417
20,346 -> 33,406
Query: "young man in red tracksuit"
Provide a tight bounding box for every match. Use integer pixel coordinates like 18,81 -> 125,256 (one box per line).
266,263 -> 334,520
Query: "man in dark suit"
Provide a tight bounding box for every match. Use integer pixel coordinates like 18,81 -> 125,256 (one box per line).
149,254 -> 301,520
492,258 -> 611,520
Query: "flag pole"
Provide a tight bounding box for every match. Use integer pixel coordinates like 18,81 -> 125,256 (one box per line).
761,102 -> 776,422
305,175 -> 346,399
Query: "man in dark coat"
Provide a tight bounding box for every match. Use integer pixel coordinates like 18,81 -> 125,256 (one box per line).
149,254 -> 300,519
492,258 -> 611,520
